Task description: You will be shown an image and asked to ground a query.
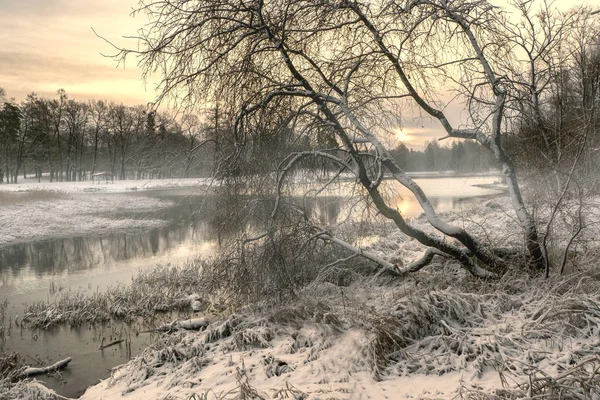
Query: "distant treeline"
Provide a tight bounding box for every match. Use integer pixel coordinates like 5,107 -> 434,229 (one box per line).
390,140 -> 497,173
0,89 -> 215,183
0,87 -> 493,185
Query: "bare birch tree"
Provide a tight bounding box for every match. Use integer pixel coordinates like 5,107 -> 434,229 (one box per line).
113,0 -> 598,277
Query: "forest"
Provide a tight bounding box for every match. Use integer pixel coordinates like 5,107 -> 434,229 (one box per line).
0,89 -> 217,183
0,87 -> 499,185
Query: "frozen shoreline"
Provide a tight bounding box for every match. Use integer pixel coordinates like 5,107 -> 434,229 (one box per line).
0,178 -> 211,248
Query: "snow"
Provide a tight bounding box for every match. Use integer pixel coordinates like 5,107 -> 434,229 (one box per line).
5,179 -> 600,400
0,193 -> 170,247
80,326 -> 490,400
0,178 -> 211,248
0,177 -> 212,194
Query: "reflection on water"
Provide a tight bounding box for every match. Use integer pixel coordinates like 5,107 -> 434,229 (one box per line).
295,175 -> 505,220
0,176 -> 505,397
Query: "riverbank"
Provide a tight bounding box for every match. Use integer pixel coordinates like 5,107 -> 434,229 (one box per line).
3,182 -> 600,399
0,178 -> 211,248
76,268 -> 600,400
78,196 -> 600,399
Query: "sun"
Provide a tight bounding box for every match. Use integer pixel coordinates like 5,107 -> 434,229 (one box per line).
394,129 -> 412,143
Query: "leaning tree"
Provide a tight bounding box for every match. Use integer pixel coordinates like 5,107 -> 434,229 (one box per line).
114,0 -> 595,277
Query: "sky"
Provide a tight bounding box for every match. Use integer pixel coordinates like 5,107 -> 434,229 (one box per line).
0,0 -> 598,149
0,0 -> 151,105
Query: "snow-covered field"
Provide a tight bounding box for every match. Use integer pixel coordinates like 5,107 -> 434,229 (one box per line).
0,177 -> 212,194
0,178 -> 211,247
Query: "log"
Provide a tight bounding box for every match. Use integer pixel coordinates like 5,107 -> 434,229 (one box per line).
99,339 -> 124,350
22,357 -> 72,377
154,317 -> 209,332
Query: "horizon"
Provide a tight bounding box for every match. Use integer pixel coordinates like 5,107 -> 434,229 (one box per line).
0,0 -> 595,150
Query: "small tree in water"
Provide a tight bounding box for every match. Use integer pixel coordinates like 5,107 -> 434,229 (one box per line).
116,0 -> 597,278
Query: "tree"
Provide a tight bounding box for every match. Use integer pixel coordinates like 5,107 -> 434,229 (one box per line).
89,100 -> 109,176
48,89 -> 68,182
113,0 -> 560,278
63,99 -> 89,181
389,143 -> 410,170
0,101 -> 21,183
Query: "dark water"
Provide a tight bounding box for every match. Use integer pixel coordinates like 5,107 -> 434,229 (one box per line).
0,177 -> 504,397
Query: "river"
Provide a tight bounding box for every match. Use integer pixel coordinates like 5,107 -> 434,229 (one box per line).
0,175 -> 505,397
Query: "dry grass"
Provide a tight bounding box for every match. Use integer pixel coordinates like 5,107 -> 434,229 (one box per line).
0,352 -> 63,400
82,262 -> 600,399
356,268 -> 600,398
0,190 -> 65,206
19,261 -> 208,329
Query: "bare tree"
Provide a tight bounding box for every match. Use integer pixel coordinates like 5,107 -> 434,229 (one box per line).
89,100 -> 109,176
112,0 -> 599,276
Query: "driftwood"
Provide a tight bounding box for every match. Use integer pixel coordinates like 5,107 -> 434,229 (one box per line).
22,357 -> 72,377
143,317 -> 209,333
99,339 -> 124,350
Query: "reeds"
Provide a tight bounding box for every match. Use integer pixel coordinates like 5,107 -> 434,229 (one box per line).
20,261 -> 208,330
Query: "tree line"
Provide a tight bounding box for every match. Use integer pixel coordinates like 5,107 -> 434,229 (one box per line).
0,88 -> 217,184
390,140 -> 497,173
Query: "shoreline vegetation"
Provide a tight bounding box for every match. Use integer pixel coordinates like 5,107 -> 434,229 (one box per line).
2,179 -> 600,399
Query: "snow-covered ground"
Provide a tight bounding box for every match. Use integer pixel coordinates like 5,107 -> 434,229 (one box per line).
78,269 -> 600,400
0,177 -> 212,194
0,178 -> 211,247
75,196 -> 600,400
3,180 -> 600,399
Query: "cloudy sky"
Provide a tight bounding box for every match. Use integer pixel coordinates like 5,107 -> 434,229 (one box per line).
0,0 -> 597,148
0,0 -> 151,105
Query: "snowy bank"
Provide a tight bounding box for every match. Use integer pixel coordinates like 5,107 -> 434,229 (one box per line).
78,268 -> 600,400
0,177 -> 212,194
0,178 -> 213,248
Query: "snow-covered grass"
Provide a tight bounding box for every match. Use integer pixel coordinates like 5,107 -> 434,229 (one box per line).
17,261 -> 209,330
75,265 -> 600,400
9,262 -> 600,399
0,352 -> 66,400
5,184 -> 600,399
75,196 -> 600,399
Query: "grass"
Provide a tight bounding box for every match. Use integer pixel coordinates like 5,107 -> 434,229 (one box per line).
16,251 -> 600,398
19,261 -> 209,330
25,258 -> 594,399
0,352 -> 62,400
8,195 -> 600,399
0,190 -> 65,206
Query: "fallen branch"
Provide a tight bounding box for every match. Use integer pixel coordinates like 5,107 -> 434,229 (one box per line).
99,339 -> 124,350
398,248 -> 449,274
143,317 -> 209,333
318,233 -> 398,273
22,357 -> 72,377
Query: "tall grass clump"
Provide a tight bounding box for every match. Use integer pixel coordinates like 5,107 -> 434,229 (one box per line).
20,261 -> 209,329
201,221 -> 370,308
